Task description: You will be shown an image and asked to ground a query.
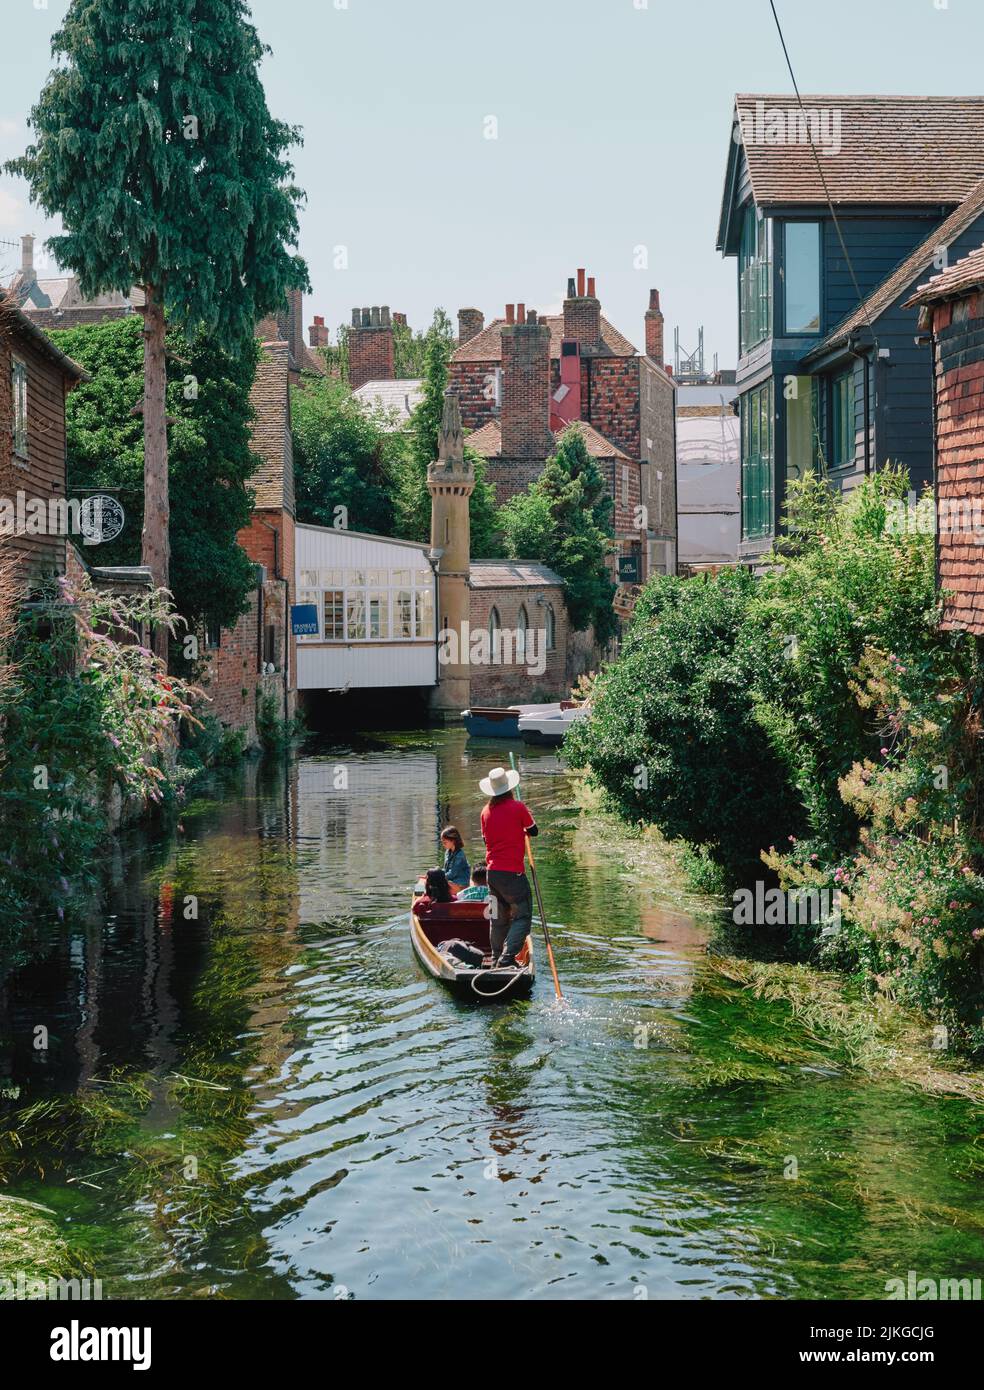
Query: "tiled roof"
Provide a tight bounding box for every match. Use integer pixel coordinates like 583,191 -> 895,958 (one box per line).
905,243 -> 984,305
249,341 -> 294,514
807,175 -> 984,358
469,560 -> 564,589
351,377 -> 424,426
465,417 -> 630,461
734,94 -> 984,207
452,313 -> 636,362
0,291 -> 87,380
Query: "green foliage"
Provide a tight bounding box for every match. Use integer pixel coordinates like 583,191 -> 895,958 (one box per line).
0,576 -> 200,929
50,317 -> 259,631
565,568 -> 802,878
178,712 -> 248,773
6,0 -> 307,348
256,692 -> 305,752
569,465 -> 984,1046
500,427 -> 616,636
292,374 -> 399,535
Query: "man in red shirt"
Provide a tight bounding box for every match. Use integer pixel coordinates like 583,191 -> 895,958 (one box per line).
479,766 -> 538,967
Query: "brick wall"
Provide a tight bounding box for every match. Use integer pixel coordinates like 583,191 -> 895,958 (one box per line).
500,315 -> 553,459
202,588 -> 260,740
468,584 -> 569,703
450,358 -> 498,431
348,308 -> 395,390
639,358 -> 677,575
587,356 -> 641,458
931,293 -> 984,635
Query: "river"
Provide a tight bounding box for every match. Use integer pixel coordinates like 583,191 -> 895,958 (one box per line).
1,728 -> 982,1300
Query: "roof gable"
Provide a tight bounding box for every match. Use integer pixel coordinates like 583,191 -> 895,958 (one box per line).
719,95 -> 984,252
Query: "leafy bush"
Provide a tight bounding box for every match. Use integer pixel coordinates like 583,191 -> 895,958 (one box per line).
0,575 -> 199,928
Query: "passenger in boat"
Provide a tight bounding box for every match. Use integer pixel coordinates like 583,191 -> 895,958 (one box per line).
479,767 -> 537,967
414,867 -> 454,918
441,826 -> 470,895
457,861 -> 489,902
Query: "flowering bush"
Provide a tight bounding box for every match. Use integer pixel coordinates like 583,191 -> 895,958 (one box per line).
0,572 -> 201,928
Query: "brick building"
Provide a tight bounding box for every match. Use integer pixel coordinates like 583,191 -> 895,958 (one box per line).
449,271 -> 677,593
0,291 -> 86,582
908,245 -> 984,635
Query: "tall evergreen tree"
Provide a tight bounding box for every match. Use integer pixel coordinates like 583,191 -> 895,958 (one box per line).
6,0 -> 307,647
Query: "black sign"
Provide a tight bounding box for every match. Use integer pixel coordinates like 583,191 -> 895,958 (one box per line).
618,553 -> 640,585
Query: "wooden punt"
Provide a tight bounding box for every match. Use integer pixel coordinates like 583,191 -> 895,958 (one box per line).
409,891 -> 534,1001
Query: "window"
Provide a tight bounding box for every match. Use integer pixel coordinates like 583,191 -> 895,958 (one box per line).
785,376 -> 820,482
783,222 -> 821,334
516,605 -> 529,665
263,625 -> 278,667
306,565 -> 433,641
323,590 -> 345,639
621,465 -> 629,508
739,204 -> 772,354
206,620 -> 221,650
488,607 -> 500,644
830,370 -> 854,471
368,590 -> 389,639
11,358 -> 28,459
741,379 -> 775,541
544,604 -> 556,651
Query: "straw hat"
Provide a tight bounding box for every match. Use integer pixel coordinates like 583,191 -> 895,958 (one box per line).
479,765 -> 521,798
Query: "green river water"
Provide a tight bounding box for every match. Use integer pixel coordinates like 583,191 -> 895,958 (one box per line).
1,728 -> 982,1300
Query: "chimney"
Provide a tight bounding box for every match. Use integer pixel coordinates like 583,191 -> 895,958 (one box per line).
458,307 -> 484,345
393,311 -> 407,326
21,233 -> 36,282
645,288 -> 664,364
563,267 -> 602,350
348,303 -> 395,389
500,303 -> 553,459
309,314 -> 329,349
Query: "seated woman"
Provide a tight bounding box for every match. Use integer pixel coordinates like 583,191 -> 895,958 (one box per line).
456,861 -> 490,902
441,826 -> 470,896
414,867 -> 454,917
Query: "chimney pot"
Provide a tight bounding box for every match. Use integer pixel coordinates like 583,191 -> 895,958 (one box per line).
352,308 -> 360,327
21,233 -> 35,278
649,288 -> 661,311
567,277 -> 577,298
362,307 -> 371,327
505,304 -> 515,325
381,306 -> 391,327
577,268 -> 586,297
349,301 -> 395,388
517,302 -> 526,325
587,276 -> 596,298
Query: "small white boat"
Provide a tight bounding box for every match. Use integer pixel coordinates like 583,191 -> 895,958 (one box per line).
517,703 -> 588,746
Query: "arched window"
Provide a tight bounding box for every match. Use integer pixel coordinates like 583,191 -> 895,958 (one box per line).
516,604 -> 529,665
487,606 -> 500,650
544,603 -> 556,651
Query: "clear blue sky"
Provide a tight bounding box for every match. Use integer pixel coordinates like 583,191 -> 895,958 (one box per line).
1,0 -> 982,367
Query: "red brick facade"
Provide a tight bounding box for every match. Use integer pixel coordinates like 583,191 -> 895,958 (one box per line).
348,307 -> 395,390
468,581 -> 569,703
0,298 -> 85,582
924,290 -> 984,634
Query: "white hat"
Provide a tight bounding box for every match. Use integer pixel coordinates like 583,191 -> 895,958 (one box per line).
479,765 -> 521,798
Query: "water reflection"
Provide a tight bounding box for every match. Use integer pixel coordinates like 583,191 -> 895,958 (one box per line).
0,730 -> 982,1301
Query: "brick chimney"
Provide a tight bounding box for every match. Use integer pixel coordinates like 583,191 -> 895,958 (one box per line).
457,307 -> 484,345
500,305 -> 553,458
348,305 -> 394,389
645,288 -> 664,364
563,267 -> 602,351
309,314 -> 329,348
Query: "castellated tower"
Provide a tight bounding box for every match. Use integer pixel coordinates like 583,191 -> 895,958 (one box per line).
428,391 -> 474,716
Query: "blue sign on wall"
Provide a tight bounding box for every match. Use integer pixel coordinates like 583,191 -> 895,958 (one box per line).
290,603 -> 319,636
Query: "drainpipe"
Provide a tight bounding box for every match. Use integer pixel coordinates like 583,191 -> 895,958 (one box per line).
847,329 -> 874,477
915,306 -> 940,595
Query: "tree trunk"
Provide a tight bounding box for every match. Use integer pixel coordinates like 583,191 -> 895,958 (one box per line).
140,288 -> 170,662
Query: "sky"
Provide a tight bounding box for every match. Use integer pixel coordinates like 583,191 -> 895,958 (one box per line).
1,0 -> 982,369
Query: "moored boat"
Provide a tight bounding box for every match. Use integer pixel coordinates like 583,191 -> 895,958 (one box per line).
410,886 -> 534,1001
517,702 -> 588,746
462,702 -> 563,739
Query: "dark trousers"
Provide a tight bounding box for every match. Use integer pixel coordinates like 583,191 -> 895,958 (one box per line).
487,869 -> 533,960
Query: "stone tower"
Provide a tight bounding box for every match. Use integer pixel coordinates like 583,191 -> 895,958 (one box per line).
428,391 -> 474,716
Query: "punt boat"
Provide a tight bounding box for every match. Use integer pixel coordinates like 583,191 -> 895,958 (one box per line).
409,885 -> 534,1001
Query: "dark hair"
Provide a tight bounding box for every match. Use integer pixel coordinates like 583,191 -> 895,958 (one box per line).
489,789 -> 515,805
425,868 -> 453,902
470,861 -> 487,885
441,825 -> 464,851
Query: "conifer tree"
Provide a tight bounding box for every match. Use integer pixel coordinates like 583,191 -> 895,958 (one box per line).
6,0 -> 308,644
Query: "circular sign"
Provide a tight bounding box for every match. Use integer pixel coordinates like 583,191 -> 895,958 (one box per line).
80,495 -> 125,545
